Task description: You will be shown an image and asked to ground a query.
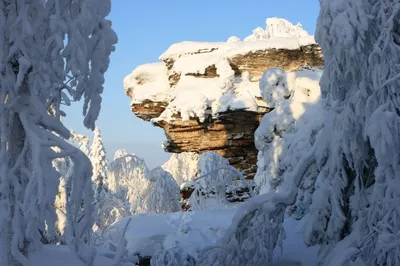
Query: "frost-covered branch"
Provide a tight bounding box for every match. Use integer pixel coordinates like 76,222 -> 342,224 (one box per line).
112,218 -> 132,266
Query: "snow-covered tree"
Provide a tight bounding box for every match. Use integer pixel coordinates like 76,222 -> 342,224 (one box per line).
121,167 -> 176,214
53,131 -> 93,243
162,152 -> 199,185
54,130 -> 89,214
94,192 -> 127,233
188,152 -> 236,210
52,154 -> 73,243
70,130 -> 90,157
254,67 -> 324,220
186,152 -> 252,211
264,17 -> 309,38
90,127 -> 108,201
226,36 -> 241,43
108,153 -> 180,214
107,154 -> 149,201
258,68 -> 291,108
244,18 -> 309,42
303,1 -> 400,264
145,167 -> 180,213
124,165 -> 180,214
0,1 -> 117,265
113,148 -> 129,160
199,1 -> 400,265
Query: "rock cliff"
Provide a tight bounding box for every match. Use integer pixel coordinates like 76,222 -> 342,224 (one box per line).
124,18 -> 324,179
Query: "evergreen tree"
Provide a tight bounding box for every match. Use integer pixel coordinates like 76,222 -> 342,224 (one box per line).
90,127 -> 108,201
70,130 -> 91,157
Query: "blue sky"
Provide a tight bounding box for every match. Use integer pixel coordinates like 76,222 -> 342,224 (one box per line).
63,0 -> 320,168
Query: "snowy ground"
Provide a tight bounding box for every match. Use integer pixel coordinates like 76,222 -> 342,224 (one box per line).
103,208 -> 234,259
27,245 -> 134,266
27,207 -> 318,265
104,207 -> 318,265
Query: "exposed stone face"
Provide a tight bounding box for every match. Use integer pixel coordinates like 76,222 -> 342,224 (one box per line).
154,108 -> 271,178
168,72 -> 181,87
228,44 -> 323,77
131,100 -> 167,121
163,48 -> 221,86
185,64 -> 219,78
164,58 -> 181,86
163,44 -> 323,87
129,96 -> 271,178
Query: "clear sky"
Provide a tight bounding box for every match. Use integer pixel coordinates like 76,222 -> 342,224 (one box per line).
63,0 -> 320,169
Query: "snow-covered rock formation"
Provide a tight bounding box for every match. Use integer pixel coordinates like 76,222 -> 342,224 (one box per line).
124,18 -> 324,178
